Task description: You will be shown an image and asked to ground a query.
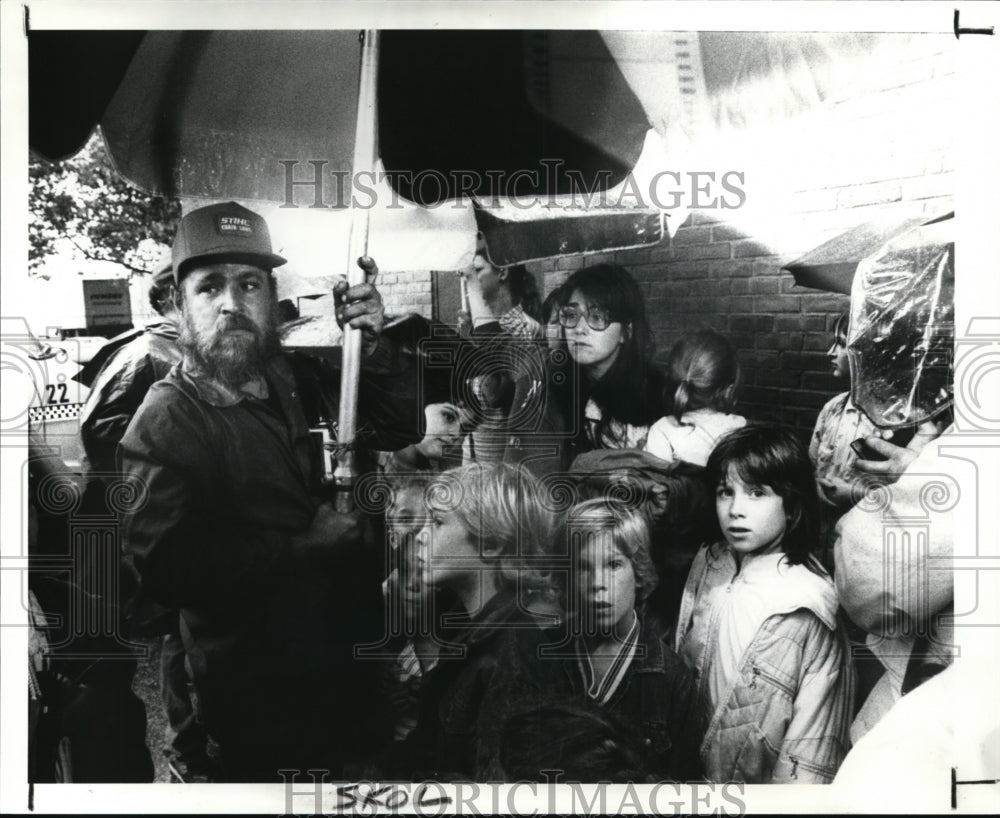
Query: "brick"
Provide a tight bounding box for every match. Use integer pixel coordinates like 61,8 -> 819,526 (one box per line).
803,372 -> 843,392
726,332 -> 755,352
751,260 -> 782,276
729,280 -> 750,295
673,243 -> 732,261
729,315 -> 773,332
671,226 -> 713,246
774,314 -> 827,333
728,295 -> 756,315
649,245 -> 677,263
732,240 -> 776,259
709,260 -> 754,278
785,188 -> 840,214
901,172 -> 954,200
627,265 -> 662,283
742,351 -> 779,370
557,255 -> 587,272
650,281 -> 690,298
712,223 -> 753,241
757,333 -> 803,351
803,332 -> 834,352
740,386 -> 783,405
673,295 -> 732,314
616,247 -> 653,266
780,275 -> 806,294
754,295 -> 800,314
784,390 -> 834,410
781,351 -> 829,370
748,277 -> 780,295
666,261 -> 712,280
757,369 -> 800,388
837,181 -> 902,208
801,294 -> 850,313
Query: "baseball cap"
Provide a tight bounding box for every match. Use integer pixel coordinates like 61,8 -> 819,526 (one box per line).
172,201 -> 287,282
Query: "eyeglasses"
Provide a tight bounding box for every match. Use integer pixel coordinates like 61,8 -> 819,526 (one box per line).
558,304 -> 614,332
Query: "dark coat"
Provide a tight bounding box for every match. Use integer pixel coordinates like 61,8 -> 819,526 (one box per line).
543,613 -> 706,781
120,346 -> 423,779
382,592 -> 557,780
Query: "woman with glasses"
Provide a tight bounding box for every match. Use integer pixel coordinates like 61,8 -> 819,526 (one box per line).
506,262 -> 668,476
556,263 -> 668,454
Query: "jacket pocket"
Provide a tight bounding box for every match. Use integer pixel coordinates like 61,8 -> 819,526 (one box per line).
748,661 -> 795,699
733,723 -> 781,784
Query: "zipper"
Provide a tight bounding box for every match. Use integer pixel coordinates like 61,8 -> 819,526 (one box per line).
749,662 -> 796,698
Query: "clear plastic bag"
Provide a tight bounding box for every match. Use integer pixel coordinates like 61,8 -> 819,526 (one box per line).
848,217 -> 954,429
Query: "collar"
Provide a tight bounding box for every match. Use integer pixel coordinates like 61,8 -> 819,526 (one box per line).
144,320 -> 180,340
178,355 -> 274,407
710,544 -> 840,631
576,611 -> 640,704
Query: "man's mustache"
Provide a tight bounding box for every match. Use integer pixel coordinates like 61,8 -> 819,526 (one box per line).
215,314 -> 259,334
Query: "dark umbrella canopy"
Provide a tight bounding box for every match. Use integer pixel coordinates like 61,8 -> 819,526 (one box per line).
29,30 -> 649,205
782,210 -> 953,294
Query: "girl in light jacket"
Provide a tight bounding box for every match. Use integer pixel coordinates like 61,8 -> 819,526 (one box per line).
676,426 -> 854,783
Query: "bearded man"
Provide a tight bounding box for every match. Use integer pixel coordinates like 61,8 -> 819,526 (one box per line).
120,202 -> 421,781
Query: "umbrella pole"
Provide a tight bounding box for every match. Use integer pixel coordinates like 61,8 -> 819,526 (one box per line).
334,29 -> 379,513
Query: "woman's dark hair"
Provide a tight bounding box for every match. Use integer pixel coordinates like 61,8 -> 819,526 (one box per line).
499,703 -> 650,783
560,263 -> 664,435
705,425 -> 821,571
506,264 -> 543,322
541,283 -> 566,324
832,312 -> 849,342
666,330 -> 740,423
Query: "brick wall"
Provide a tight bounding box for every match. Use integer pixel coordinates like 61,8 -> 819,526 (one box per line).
377,268 -> 434,319
533,35 -> 955,438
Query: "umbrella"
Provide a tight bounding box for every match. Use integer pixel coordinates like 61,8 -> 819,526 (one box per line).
29,30 -> 670,264
28,29 -> 669,505
782,210 -> 953,293
848,216 -> 954,429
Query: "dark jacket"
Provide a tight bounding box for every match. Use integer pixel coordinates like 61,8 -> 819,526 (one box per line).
79,321 -> 182,474
120,345 -> 423,776
383,592 -> 554,780
537,613 -> 705,781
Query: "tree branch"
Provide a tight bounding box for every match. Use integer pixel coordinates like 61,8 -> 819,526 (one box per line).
65,235 -> 146,275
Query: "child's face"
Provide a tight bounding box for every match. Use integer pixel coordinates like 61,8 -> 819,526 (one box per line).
416,504 -> 481,589
574,530 -> 636,637
416,402 -> 464,461
387,485 -> 428,542
716,466 -> 787,557
827,334 -> 850,380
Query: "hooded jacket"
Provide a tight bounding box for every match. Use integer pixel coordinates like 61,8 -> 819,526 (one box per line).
676,545 -> 854,783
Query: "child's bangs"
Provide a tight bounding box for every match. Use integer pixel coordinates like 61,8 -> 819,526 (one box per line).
714,445 -> 788,495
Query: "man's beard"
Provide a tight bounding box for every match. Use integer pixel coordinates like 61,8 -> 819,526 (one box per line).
179,309 -> 281,389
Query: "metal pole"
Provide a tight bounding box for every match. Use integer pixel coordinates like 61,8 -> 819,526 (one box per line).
334,29 -> 379,512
